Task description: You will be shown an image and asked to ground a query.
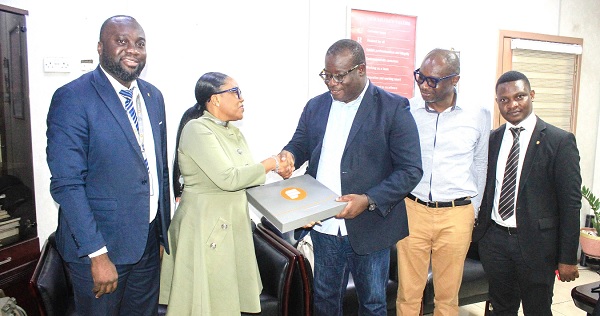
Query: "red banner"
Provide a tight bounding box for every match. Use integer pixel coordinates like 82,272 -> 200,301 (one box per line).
351,9 -> 416,98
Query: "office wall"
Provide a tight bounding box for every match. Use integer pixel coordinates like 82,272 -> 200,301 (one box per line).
0,0 -> 598,244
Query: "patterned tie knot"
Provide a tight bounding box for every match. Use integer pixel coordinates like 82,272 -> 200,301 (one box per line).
510,127 -> 524,139
119,88 -> 134,100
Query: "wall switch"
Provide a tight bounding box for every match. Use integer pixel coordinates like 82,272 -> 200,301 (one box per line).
43,57 -> 71,73
80,59 -> 95,72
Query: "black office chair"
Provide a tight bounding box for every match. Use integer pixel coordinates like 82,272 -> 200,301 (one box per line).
255,221 -> 313,316
244,221 -> 296,316
29,233 -> 75,316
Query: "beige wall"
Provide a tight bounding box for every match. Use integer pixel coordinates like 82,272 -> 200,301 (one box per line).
558,0 -> 600,195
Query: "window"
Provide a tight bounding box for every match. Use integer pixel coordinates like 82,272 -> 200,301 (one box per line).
496,30 -> 583,133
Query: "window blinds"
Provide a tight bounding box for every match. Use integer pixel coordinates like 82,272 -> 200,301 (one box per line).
510,41 -> 580,132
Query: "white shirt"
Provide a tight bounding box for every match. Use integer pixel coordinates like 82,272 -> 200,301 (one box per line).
314,81 -> 369,236
492,112 -> 537,227
409,95 -> 490,214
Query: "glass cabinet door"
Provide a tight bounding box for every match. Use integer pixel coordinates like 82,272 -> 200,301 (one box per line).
0,7 -> 36,244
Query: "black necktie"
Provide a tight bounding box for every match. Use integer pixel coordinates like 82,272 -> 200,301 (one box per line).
498,127 -> 524,220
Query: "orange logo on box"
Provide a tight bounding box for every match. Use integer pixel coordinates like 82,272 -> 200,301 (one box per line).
280,187 -> 307,201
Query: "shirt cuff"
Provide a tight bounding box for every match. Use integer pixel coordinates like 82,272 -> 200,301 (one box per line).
88,246 -> 108,258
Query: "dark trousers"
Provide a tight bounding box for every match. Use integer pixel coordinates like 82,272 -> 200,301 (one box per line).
66,219 -> 160,316
479,224 -> 555,316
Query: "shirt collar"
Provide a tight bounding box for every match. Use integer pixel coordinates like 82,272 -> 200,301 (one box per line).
100,65 -> 139,96
415,88 -> 461,113
424,102 -> 459,113
330,79 -> 369,108
505,111 -> 536,131
202,110 -> 228,127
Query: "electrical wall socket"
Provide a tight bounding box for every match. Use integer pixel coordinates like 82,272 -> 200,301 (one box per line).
43,57 -> 71,73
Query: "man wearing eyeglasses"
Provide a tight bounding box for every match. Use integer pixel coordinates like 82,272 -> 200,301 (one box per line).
395,48 -> 490,316
278,39 -> 423,315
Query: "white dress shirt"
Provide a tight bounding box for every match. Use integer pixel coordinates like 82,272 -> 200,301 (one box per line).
492,112 -> 537,227
409,94 -> 490,214
314,81 -> 369,236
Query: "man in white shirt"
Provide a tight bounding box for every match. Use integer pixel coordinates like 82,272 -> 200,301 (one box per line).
396,48 -> 490,316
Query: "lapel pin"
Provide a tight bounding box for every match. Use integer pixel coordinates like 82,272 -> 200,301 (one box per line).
536,141 -> 540,145
147,92 -> 150,97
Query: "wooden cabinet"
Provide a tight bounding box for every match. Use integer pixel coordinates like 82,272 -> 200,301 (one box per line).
0,5 -> 39,316
0,237 -> 40,316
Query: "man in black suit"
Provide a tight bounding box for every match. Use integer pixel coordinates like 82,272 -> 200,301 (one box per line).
472,70 -> 581,315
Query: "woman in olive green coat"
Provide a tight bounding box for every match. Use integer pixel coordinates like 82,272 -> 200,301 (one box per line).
159,72 -> 290,315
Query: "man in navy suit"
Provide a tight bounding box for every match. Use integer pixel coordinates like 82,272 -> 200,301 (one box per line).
279,39 -> 423,315
46,15 -> 170,315
473,70 -> 580,315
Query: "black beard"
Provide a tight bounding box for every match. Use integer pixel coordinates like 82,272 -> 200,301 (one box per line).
101,51 -> 145,83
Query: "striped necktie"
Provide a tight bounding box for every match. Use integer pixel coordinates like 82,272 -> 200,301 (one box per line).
119,89 -> 139,131
119,88 -> 149,172
498,127 -> 524,220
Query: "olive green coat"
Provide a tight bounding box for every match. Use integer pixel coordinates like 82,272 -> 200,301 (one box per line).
159,112 -> 265,315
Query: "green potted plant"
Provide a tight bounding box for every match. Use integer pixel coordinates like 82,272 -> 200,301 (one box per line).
580,185 -> 600,258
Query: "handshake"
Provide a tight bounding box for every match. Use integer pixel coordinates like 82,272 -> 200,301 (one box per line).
263,150 -> 296,179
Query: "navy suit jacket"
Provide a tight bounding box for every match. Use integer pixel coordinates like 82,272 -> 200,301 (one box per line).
473,117 -> 581,270
47,66 -> 171,264
284,82 -> 423,255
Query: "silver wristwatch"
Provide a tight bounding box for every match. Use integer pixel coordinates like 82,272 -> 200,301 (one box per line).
365,194 -> 377,211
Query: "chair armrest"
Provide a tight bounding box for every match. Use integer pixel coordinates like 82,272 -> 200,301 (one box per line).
260,216 -> 301,246
258,222 -> 313,316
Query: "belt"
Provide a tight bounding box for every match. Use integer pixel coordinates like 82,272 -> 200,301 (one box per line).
406,193 -> 471,208
494,222 -> 518,235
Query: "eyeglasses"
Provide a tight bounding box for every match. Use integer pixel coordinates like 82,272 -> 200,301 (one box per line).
413,68 -> 458,88
319,64 -> 362,83
214,86 -> 242,99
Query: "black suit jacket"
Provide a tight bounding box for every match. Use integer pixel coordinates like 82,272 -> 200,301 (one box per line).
284,82 -> 423,255
473,117 -> 581,270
